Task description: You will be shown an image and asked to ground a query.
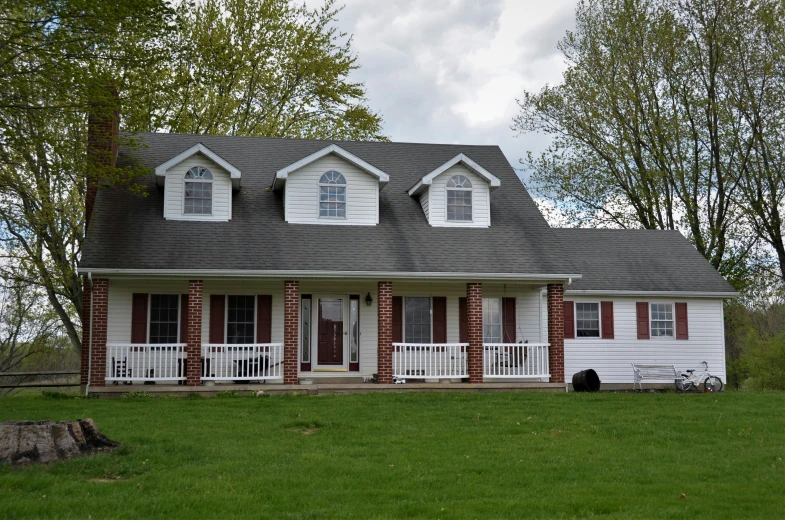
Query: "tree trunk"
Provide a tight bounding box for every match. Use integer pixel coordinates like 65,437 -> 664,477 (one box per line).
0,418 -> 117,466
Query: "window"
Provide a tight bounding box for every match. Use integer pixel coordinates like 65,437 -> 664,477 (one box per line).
404,297 -> 431,343
349,296 -> 360,364
149,294 -> 180,343
483,298 -> 502,343
184,166 -> 213,215
575,303 -> 600,337
650,303 -> 674,337
227,295 -> 255,344
446,174 -> 473,221
301,297 -> 311,364
319,171 -> 346,218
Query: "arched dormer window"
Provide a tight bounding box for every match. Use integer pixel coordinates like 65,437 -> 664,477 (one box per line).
446,174 -> 472,221
184,166 -> 214,215
319,171 -> 346,218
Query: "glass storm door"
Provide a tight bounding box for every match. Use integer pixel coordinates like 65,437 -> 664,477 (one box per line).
318,299 -> 344,365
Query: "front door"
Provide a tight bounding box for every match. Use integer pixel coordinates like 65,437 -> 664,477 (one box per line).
318,299 -> 344,365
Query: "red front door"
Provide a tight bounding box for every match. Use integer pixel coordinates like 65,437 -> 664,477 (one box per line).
318,299 -> 343,365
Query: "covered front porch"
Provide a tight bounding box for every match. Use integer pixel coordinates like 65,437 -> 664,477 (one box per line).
81,277 -> 567,390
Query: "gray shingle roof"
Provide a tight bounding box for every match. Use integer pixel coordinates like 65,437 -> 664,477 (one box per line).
553,229 -> 736,294
80,132 -> 580,278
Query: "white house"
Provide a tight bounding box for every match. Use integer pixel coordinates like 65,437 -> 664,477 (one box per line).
78,124 -> 736,393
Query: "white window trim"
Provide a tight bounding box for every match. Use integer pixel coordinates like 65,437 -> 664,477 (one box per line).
445,175 -> 474,223
482,297 -> 504,343
402,296 -> 433,344
182,166 -> 214,217
649,301 -> 675,340
301,297 -> 311,364
574,301 -> 602,339
317,171 -> 348,220
224,295 -> 258,345
147,293 -> 182,344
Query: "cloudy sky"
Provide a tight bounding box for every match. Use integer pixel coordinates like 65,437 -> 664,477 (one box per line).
335,0 -> 578,176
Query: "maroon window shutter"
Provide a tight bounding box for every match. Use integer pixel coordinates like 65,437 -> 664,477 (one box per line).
432,297 -> 447,343
636,302 -> 650,339
257,295 -> 273,343
392,296 -> 403,343
563,301 -> 575,339
675,302 -> 689,340
131,293 -> 148,344
209,295 -> 226,344
180,294 -> 189,344
458,297 -> 468,343
601,301 -> 614,339
502,297 -> 516,343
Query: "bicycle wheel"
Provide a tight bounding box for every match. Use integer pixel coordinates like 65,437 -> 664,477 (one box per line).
703,375 -> 723,393
679,380 -> 695,393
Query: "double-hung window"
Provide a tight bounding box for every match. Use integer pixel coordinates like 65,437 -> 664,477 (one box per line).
482,298 -> 502,343
404,297 -> 431,344
575,303 -> 600,337
319,171 -> 346,218
446,175 -> 473,222
650,303 -> 674,337
227,295 -> 255,344
149,294 -> 180,343
184,166 -> 213,215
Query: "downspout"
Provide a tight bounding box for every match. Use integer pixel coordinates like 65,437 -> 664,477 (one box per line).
84,272 -> 94,397
566,277 -> 572,393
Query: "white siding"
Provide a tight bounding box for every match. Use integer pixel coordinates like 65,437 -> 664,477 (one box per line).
284,155 -> 379,225
562,297 -> 726,383
426,164 -> 491,227
107,279 -> 190,343
163,155 -> 233,221
419,189 -> 430,220
201,280 -> 285,344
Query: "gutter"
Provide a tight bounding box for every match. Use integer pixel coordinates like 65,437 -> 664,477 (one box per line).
84,272 -> 94,397
75,268 -> 583,283
564,289 -> 739,298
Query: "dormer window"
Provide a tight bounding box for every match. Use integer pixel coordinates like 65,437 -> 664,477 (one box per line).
319,171 -> 346,218
446,175 -> 473,222
184,166 -> 213,215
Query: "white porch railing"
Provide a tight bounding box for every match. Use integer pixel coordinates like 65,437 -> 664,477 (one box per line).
201,344 -> 283,382
483,343 -> 550,379
106,344 -> 187,383
392,343 -> 468,379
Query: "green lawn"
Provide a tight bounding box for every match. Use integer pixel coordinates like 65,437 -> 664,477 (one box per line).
1,391 -> 783,519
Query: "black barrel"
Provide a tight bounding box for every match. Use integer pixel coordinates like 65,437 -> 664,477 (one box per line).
572,369 -> 601,392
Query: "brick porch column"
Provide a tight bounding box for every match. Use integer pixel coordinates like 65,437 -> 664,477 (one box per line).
85,278 -> 109,387
283,280 -> 299,385
467,282 -> 483,384
547,284 -> 565,383
186,280 -> 203,386
377,281 -> 393,384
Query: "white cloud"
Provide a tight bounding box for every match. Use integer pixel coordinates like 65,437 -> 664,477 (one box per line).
334,0 -> 577,179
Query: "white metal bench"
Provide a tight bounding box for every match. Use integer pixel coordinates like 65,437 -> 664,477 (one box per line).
631,364 -> 678,390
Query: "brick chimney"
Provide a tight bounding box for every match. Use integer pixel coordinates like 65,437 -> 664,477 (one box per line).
86,86 -> 119,231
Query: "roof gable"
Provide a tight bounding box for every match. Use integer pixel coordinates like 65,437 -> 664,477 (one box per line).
408,153 -> 501,196
272,143 -> 390,190
154,143 -> 241,189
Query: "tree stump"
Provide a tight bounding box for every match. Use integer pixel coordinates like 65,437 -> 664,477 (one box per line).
0,419 -> 118,466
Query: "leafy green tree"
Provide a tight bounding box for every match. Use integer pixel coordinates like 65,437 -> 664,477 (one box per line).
128,0 -> 385,140
514,0 -> 785,288
0,0 -> 174,353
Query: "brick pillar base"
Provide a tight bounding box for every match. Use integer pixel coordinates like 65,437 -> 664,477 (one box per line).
467,282 -> 483,383
547,284 -> 565,383
87,278 -> 109,387
186,281 -> 203,386
377,281 -> 393,384
283,280 -> 299,385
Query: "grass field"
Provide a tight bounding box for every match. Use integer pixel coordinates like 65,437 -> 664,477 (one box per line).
1,391 -> 783,519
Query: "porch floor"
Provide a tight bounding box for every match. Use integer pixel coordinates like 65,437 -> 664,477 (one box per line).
86,381 -> 567,397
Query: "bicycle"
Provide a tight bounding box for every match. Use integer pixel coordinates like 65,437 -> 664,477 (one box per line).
676,361 -> 723,393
